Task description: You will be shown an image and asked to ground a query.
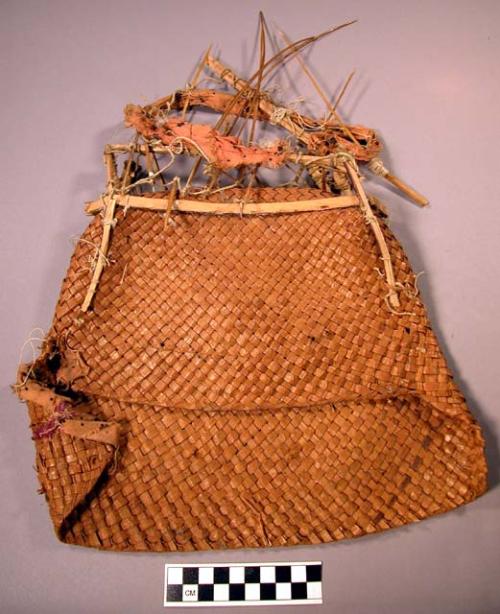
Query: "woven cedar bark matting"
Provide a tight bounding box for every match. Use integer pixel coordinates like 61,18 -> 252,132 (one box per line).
20,187 -> 487,551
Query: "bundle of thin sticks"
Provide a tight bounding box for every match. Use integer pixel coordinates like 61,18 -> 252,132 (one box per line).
118,16 -> 427,206
82,15 -> 429,313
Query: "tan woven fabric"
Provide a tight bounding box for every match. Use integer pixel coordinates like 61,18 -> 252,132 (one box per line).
17,186 -> 487,551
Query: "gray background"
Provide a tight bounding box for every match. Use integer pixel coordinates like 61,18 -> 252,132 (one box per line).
1,1 -> 499,612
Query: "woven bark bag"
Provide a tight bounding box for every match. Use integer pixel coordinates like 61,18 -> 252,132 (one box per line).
15,33 -> 488,552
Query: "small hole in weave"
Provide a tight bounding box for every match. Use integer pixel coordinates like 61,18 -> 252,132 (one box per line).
46,352 -> 61,374
373,511 -> 385,524
400,475 -> 411,488
411,456 -> 422,470
404,326 -> 411,334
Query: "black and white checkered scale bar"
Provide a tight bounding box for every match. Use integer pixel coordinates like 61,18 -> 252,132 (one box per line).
164,562 -> 322,606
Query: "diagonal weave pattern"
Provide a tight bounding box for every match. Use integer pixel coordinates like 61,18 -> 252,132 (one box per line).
20,186 -> 487,551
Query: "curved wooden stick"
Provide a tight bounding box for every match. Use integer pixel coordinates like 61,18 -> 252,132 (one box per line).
344,163 -> 400,309
81,195 -> 117,312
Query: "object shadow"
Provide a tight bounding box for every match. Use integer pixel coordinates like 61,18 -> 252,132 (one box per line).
374,134 -> 499,490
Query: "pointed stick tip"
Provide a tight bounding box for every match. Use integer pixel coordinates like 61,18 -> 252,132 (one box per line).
322,19 -> 358,37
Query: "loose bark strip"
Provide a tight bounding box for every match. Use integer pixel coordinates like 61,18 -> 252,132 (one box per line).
147,89 -> 266,119
124,106 -> 289,170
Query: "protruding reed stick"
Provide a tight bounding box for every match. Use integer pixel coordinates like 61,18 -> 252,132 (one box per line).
103,146 -> 118,189
181,44 -> 213,120
277,29 -> 359,145
368,158 -> 428,207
